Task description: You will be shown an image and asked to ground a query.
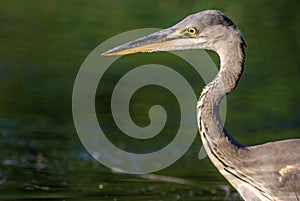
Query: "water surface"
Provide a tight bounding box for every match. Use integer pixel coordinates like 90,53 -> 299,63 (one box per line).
0,1 -> 299,200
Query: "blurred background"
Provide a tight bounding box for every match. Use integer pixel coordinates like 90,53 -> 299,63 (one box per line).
1,0 -> 300,200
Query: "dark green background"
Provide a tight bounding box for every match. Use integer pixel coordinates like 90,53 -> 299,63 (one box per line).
1,1 -> 299,200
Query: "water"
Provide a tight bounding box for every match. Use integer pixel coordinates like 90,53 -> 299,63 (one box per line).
1,1 -> 300,200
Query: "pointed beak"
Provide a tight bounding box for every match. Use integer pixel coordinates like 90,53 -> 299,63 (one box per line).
102,28 -> 182,56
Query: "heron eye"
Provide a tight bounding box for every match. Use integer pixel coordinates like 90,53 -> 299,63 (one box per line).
186,27 -> 198,34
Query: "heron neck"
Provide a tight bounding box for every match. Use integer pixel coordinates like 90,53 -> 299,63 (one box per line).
198,39 -> 245,152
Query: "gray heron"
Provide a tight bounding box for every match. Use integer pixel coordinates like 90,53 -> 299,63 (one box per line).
102,10 -> 300,201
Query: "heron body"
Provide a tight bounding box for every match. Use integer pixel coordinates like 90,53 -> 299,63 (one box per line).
103,10 -> 300,201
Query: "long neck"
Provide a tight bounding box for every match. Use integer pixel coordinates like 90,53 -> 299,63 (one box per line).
198,38 -> 246,160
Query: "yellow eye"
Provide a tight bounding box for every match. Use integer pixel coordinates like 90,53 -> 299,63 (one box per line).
186,27 -> 198,34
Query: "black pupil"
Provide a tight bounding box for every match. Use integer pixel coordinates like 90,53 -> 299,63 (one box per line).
189,28 -> 195,33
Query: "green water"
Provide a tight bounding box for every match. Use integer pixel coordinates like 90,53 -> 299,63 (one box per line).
1,1 -> 300,200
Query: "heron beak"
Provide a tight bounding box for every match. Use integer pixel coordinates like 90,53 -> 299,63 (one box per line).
102,28 -> 181,56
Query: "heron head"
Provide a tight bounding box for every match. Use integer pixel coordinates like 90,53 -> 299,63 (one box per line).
102,10 -> 244,56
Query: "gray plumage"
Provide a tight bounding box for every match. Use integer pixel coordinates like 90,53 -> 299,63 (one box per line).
103,10 -> 300,201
